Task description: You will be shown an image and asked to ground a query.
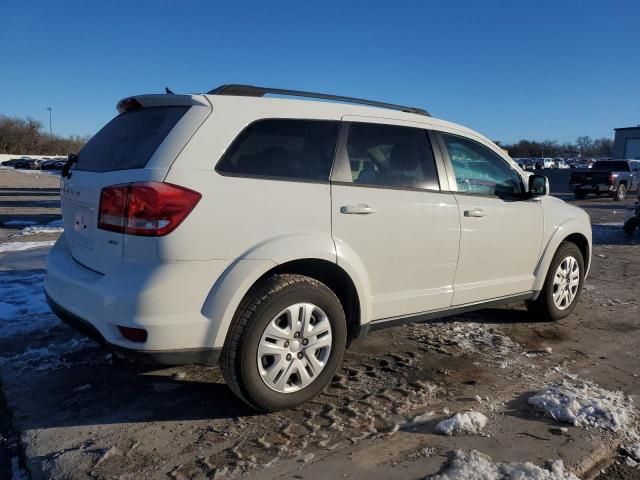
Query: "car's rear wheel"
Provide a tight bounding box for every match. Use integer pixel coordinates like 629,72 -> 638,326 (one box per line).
613,184 -> 626,201
526,242 -> 584,321
220,274 -> 346,411
574,190 -> 586,200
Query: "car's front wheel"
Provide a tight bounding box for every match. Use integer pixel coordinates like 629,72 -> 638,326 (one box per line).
526,242 -> 584,321
220,274 -> 346,411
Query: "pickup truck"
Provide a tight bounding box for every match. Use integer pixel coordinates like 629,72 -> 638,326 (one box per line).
570,159 -> 640,201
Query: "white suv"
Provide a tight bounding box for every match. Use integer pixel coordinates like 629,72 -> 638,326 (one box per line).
45,85 -> 592,410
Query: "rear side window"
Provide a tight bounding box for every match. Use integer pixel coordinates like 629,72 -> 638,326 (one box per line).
592,161 -> 630,171
345,123 -> 439,190
216,119 -> 339,181
76,106 -> 189,172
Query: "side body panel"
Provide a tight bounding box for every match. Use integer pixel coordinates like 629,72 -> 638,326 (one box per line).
330,116 -> 460,321
450,194 -> 544,305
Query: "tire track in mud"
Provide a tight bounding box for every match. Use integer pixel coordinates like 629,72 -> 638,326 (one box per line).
164,319 -> 534,479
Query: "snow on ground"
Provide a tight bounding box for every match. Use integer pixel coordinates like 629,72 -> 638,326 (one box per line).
435,411 -> 487,436
592,222 -> 637,244
527,377 -> 635,432
0,269 -> 101,370
13,220 -> 63,236
0,271 -> 55,334
0,241 -> 56,253
2,220 -> 37,227
429,450 -> 580,480
0,336 -> 96,371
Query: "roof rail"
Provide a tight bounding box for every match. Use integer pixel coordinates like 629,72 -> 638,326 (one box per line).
207,84 -> 430,116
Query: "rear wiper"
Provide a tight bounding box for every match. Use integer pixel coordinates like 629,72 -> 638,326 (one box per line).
61,153 -> 77,179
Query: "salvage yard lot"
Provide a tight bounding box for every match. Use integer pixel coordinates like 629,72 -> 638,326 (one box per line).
0,167 -> 639,479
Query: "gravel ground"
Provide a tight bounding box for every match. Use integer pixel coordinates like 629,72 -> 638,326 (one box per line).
0,167 -> 639,480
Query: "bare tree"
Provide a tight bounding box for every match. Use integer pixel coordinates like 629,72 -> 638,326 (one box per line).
575,136 -> 593,157
0,114 -> 88,155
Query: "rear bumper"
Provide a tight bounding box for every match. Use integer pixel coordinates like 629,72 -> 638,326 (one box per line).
46,292 -> 220,366
44,235 -> 232,363
572,184 -> 614,192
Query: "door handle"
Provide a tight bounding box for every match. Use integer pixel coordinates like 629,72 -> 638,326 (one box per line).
340,204 -> 376,215
464,208 -> 486,218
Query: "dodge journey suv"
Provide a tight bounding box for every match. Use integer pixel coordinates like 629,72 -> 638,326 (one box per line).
45,85 -> 592,410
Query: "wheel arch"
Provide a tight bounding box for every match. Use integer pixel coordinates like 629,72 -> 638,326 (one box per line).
532,220 -> 592,297
201,234 -> 371,349
263,259 -> 363,345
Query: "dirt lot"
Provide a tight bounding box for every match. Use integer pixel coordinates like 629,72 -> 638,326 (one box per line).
1,166 -> 639,479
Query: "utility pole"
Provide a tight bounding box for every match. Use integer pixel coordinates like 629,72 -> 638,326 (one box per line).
46,107 -> 52,142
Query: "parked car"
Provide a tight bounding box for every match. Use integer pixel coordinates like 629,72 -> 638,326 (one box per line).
554,159 -> 570,169
13,157 -> 42,170
533,157 -> 555,169
1,158 -> 20,167
41,159 -> 67,170
570,159 -> 640,201
45,85 -> 592,410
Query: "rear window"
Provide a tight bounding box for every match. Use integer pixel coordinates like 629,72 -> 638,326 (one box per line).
591,161 -> 630,172
76,106 -> 189,172
215,119 -> 339,181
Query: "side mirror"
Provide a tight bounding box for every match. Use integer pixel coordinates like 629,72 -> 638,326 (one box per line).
528,174 -> 549,197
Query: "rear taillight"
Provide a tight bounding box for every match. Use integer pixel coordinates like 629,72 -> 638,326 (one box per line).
98,182 -> 201,236
608,174 -> 615,185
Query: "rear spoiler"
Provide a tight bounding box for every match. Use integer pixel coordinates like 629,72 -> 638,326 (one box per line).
116,94 -> 210,113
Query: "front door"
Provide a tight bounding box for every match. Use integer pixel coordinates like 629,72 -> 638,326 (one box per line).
436,132 -> 544,306
331,119 -> 460,320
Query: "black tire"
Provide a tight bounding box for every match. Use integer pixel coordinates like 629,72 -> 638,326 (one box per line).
624,217 -> 639,236
526,242 -> 585,321
574,190 -> 586,200
220,274 -> 347,411
613,184 -> 626,201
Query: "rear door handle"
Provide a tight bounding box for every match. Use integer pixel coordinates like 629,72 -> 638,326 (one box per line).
464,208 -> 486,218
340,204 -> 376,215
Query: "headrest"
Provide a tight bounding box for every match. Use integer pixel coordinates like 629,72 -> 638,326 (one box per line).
389,143 -> 419,171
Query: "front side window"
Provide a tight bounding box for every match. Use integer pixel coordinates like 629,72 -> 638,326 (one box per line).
441,133 -> 523,196
344,123 -> 439,190
216,119 -> 339,181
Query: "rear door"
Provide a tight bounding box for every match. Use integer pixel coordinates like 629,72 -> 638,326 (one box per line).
434,132 -> 543,305
331,118 -> 459,320
61,95 -> 210,274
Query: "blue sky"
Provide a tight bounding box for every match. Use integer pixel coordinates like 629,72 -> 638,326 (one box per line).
1,0 -> 638,143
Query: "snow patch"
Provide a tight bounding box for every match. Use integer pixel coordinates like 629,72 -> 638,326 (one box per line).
528,378 -> 634,432
3,220 -> 36,227
0,337 -> 95,371
435,411 -> 487,436
0,271 -> 55,335
429,450 -> 580,480
0,241 -> 55,253
15,222 -> 63,236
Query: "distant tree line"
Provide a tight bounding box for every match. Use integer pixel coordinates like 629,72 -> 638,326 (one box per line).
0,114 -> 89,155
498,136 -> 613,158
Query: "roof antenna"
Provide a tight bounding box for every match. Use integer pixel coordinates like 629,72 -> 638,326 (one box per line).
165,87 -> 174,94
